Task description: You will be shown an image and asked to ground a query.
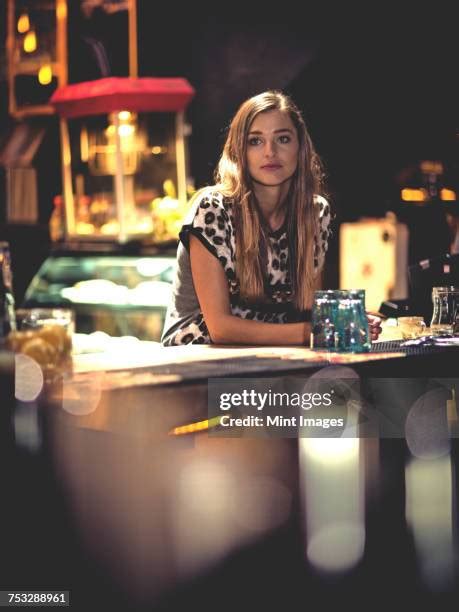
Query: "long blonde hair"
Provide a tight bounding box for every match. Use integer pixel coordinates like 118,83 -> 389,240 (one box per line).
206,90 -> 326,311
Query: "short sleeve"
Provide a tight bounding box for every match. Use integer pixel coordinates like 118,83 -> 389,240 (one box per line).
179,190 -> 235,271
313,195 -> 332,271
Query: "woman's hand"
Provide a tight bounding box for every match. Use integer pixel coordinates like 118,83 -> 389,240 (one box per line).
367,313 -> 383,341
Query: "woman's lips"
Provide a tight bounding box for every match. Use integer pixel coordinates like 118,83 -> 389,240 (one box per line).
261,164 -> 282,170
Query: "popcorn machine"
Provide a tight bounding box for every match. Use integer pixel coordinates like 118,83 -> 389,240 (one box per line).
50,76 -> 195,244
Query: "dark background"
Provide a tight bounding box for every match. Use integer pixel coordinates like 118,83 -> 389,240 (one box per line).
0,2 -> 458,299
136,4 -> 458,217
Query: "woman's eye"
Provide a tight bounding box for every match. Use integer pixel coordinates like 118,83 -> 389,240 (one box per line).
278,135 -> 291,144
248,137 -> 262,146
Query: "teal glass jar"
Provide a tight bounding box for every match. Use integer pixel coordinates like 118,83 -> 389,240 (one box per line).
311,289 -> 370,353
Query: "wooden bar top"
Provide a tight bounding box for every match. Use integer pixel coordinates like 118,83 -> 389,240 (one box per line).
71,339 -> 408,390
73,343 -> 403,373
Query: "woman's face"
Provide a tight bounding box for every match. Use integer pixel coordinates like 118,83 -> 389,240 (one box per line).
246,109 -> 299,187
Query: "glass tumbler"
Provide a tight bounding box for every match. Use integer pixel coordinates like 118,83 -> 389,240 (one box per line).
336,289 -> 370,353
9,308 -> 75,371
398,316 -> 427,339
430,286 -> 459,336
311,290 -> 338,350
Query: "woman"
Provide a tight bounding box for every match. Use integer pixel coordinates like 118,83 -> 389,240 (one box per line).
162,90 -> 381,346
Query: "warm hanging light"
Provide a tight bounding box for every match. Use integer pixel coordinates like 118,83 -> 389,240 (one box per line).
401,188 -> 428,202
118,110 -> 132,121
17,13 -> 30,33
440,188 -> 457,201
38,64 -> 53,85
56,1 -> 67,20
420,160 -> 444,174
23,30 -> 37,53
80,126 -> 89,163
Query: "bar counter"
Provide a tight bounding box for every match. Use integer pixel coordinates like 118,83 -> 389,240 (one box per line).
4,340 -> 459,610
72,337 -> 459,384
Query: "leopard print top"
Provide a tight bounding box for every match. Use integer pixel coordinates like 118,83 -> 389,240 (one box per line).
161,190 -> 331,346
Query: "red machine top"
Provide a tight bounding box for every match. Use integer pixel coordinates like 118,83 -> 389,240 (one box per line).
50,77 -> 195,118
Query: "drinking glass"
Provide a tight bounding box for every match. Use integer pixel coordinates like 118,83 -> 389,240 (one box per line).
311,289 -> 370,352
398,316 -> 427,339
9,308 -> 74,371
311,290 -> 338,350
335,290 -> 370,353
430,286 -> 459,336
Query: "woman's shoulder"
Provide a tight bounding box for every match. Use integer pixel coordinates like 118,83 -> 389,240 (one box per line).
182,187 -> 235,232
184,188 -> 232,220
192,187 -> 233,207
313,194 -> 331,219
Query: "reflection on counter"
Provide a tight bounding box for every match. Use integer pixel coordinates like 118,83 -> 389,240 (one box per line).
406,455 -> 455,591
300,438 -> 364,574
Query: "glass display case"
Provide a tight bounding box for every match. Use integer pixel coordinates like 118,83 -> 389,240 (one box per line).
23,249 -> 176,341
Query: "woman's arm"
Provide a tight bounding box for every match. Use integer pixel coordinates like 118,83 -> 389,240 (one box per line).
189,235 -> 309,345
